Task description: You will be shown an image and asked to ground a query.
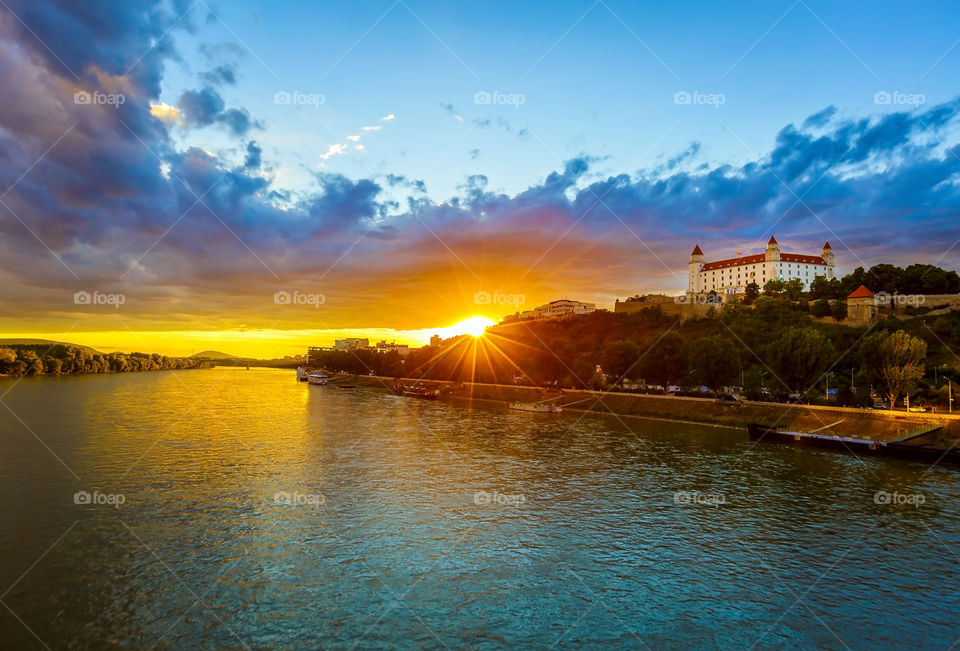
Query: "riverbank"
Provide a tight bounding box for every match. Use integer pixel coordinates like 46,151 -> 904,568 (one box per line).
332,373 -> 960,446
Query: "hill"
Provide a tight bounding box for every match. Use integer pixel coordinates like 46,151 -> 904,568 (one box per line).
0,338 -> 101,354
190,350 -> 243,360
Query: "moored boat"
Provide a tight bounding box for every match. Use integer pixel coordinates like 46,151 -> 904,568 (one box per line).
747,423 -> 958,465
398,382 -> 439,399
296,367 -> 309,382
510,401 -> 562,413
307,373 -> 329,385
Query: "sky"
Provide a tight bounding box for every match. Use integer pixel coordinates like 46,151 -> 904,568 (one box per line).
1,0 -> 959,357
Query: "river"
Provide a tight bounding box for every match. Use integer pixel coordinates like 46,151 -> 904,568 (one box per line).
1,367 -> 957,649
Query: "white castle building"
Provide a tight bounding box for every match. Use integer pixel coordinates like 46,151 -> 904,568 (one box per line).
687,237 -> 835,296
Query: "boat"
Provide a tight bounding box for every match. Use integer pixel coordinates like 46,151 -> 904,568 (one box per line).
747,423 -> 879,452
747,423 -> 959,465
307,373 -> 329,386
396,382 -> 440,399
296,367 -> 309,382
510,401 -> 562,413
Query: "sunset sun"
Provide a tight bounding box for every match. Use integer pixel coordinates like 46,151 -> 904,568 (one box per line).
450,316 -> 496,338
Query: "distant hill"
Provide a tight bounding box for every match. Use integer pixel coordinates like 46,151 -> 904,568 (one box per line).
0,338 -> 101,354
190,350 -> 243,360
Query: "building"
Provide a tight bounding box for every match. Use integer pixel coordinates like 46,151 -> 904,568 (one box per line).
846,285 -> 878,324
334,338 -> 369,351
375,340 -> 410,356
429,334 -> 442,347
688,237 -> 834,297
519,299 -> 597,320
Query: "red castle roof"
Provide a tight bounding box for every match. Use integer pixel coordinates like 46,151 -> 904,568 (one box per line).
701,251 -> 826,271
768,236 -> 778,245
848,285 -> 874,299
823,241 -> 832,250
691,244 -> 703,255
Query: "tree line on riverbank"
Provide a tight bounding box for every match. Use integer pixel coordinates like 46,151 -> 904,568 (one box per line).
0,344 -> 214,377
310,294 -> 959,411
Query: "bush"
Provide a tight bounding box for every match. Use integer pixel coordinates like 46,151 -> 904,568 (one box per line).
812,298 -> 832,318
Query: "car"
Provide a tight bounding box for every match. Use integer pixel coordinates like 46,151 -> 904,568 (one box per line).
869,403 -> 888,410
717,394 -> 743,406
907,405 -> 927,413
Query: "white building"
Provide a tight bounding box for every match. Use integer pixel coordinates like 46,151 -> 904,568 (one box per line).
334,338 -> 369,351
688,237 -> 834,296
519,299 -> 597,320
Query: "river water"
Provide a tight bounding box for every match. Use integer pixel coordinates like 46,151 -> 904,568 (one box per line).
1,367 -> 958,649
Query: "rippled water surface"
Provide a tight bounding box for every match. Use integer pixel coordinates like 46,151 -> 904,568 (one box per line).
1,367 -> 959,649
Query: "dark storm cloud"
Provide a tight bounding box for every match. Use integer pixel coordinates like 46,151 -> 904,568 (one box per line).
177,86 -> 260,136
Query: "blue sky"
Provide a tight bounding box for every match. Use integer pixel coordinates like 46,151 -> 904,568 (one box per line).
160,0 -> 960,201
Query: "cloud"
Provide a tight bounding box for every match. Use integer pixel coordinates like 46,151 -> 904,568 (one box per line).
201,64 -> 237,86
361,125 -> 381,132
149,102 -> 182,123
441,103 -> 463,123
319,143 -> 349,160
346,134 -> 362,142
2,1 -> 960,336
380,114 -> 395,121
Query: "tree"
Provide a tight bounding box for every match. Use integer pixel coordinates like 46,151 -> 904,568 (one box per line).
831,300 -> 847,321
809,275 -> 831,300
687,335 -> 740,395
766,327 -> 836,394
859,330 -> 927,410
763,278 -> 786,295
639,331 -> 685,388
785,278 -> 805,301
600,340 -> 641,384
812,298 -> 832,318
744,282 -> 760,304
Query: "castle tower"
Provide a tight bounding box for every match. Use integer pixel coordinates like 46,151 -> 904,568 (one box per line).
822,241 -> 835,278
688,244 -> 704,293
764,236 -> 781,262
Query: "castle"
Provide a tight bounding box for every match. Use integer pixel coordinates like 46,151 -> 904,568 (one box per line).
688,237 -> 835,296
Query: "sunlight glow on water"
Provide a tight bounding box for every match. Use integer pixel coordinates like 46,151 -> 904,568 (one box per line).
1,368 -> 959,649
